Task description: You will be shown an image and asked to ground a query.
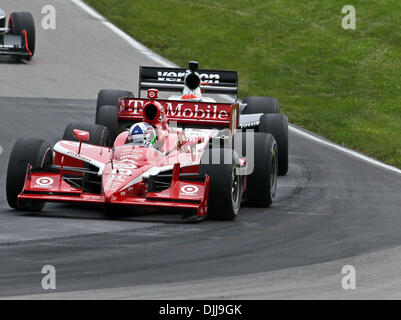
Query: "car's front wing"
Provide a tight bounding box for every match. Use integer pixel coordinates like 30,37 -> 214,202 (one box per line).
0,33 -> 32,60
18,164 -> 210,220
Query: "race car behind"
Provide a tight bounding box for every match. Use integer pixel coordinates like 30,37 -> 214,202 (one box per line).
0,9 -> 35,61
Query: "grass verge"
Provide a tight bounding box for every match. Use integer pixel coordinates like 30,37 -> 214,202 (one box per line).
85,0 -> 401,168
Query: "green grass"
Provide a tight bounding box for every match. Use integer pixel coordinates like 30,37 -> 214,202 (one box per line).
86,0 -> 401,168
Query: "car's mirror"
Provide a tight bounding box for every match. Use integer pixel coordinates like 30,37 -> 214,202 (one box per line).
73,129 -> 90,142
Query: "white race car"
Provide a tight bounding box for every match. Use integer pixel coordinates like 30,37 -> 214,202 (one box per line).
0,9 -> 35,61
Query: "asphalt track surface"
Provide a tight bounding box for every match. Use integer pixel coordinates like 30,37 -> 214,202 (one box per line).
0,0 -> 400,299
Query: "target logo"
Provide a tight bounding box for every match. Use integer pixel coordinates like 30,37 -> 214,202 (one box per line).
180,185 -> 199,195
147,89 -> 158,100
36,177 -> 54,187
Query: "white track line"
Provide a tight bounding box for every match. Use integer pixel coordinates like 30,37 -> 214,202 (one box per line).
70,0 -> 401,176
289,126 -> 401,175
70,0 -> 104,20
70,0 -> 176,68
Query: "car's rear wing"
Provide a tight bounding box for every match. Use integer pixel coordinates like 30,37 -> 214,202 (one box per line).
118,98 -> 239,131
138,66 -> 238,98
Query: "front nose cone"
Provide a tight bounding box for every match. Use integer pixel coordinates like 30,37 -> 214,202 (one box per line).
104,189 -> 115,203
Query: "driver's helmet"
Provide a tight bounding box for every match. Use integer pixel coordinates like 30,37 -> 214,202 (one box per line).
128,122 -> 157,147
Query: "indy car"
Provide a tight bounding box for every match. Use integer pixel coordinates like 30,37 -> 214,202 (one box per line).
0,9 -> 35,61
6,62 -> 288,221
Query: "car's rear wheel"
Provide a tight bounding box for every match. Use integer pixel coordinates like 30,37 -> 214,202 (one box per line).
96,89 -> 134,122
242,96 -> 280,114
199,148 -> 241,220
234,132 -> 278,207
63,122 -> 111,147
96,105 -> 119,145
9,12 -> 36,59
6,138 -> 53,210
259,113 -> 288,176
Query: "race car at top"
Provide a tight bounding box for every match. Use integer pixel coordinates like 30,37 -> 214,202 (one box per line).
6,61 -> 288,221
0,9 -> 35,61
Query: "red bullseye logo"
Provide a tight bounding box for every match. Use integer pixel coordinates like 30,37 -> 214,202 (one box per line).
180,185 -> 199,195
147,89 -> 158,100
36,177 -> 54,187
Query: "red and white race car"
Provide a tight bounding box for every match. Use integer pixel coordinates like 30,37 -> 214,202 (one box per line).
6,62 -> 288,221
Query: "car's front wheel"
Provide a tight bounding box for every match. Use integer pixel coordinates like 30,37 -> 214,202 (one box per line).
6,138 -> 53,210
9,12 -> 36,60
200,148 -> 241,220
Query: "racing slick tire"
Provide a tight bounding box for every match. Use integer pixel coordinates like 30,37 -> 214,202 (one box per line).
200,148 -> 241,221
6,138 -> 53,211
63,122 -> 111,147
96,89 -> 134,123
9,12 -> 36,59
259,114 -> 288,176
96,105 -> 118,145
234,132 -> 278,207
242,97 -> 280,114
